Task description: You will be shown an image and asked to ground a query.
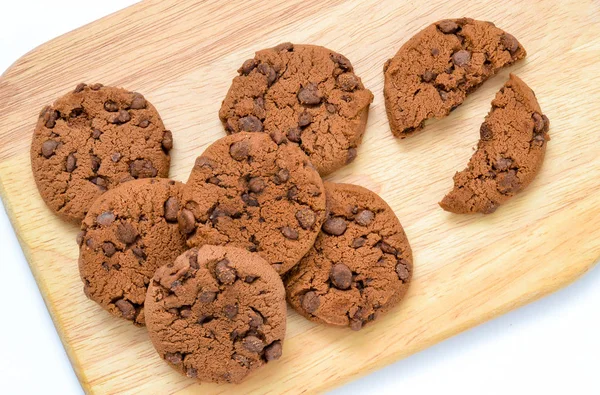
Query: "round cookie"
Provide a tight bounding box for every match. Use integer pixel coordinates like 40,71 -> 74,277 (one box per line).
384,18 -> 526,138
180,132 -> 327,275
219,43 -> 374,176
78,178 -> 187,325
145,245 -> 286,384
439,74 -> 550,214
284,182 -> 413,330
31,83 -> 172,223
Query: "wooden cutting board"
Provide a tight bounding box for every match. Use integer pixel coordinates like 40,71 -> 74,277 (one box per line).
1,0 -> 599,393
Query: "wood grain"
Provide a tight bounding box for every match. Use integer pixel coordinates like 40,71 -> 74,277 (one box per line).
1,0 -> 599,393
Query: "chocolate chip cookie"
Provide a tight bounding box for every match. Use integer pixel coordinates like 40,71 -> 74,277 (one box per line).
439,74 -> 549,214
78,178 -> 187,325
145,245 -> 286,384
181,132 -> 327,275
31,83 -> 172,223
219,43 -> 374,175
284,182 -> 413,330
384,18 -> 526,138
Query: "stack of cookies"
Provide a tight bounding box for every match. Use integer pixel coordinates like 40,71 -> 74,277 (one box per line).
30,18 -> 549,385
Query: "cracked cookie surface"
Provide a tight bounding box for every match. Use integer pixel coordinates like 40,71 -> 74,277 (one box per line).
145,245 -> 286,384
219,43 -> 373,175
384,18 -> 526,138
439,74 -> 550,214
31,83 -> 172,223
181,132 -> 327,275
78,178 -> 187,325
284,182 -> 413,330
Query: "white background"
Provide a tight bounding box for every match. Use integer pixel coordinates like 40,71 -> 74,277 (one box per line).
1,1 -> 598,394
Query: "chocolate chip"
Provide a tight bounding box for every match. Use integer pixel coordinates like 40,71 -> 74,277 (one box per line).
438,89 -> 450,101
179,307 -> 192,318
89,156 -> 101,173
355,210 -> 374,226
129,159 -> 157,178
43,109 -> 59,128
164,197 -> 179,222
254,96 -> 265,111
229,141 -> 250,161
224,304 -> 238,319
380,241 -> 397,255
338,73 -> 359,92
296,209 -> 316,230
452,50 -> 471,67
281,226 -> 299,240
41,140 -> 59,158
351,237 -> 366,248
73,83 -> 86,93
111,152 -> 121,163
132,246 -> 146,259
197,315 -> 215,325
239,115 -> 263,132
287,127 -> 302,143
326,103 -> 337,114
96,211 -> 115,226
245,275 -> 258,283
138,119 -> 150,128
165,352 -> 182,364
422,70 -> 437,83
242,193 -> 259,207
117,222 -> 138,244
102,242 -> 116,257
533,134 -> 546,146
243,336 -> 264,353
115,299 -> 135,320
264,341 -> 283,361
239,59 -> 258,75
90,176 -> 107,190
186,368 -> 198,378
215,259 -> 237,284
130,93 -> 147,109
287,186 -> 299,201
257,63 -> 277,85
330,263 -> 352,290
330,53 -> 352,70
396,260 -> 410,282
431,48 -> 440,56
274,168 -> 290,184
298,111 -> 312,127
532,112 -> 546,133
76,231 -> 85,247
111,109 -> 131,124
64,153 -> 77,172
298,83 -> 322,105
207,176 -> 220,186
161,130 -> 173,151
91,128 -> 102,139
350,319 -> 363,331
249,310 -> 264,328
274,42 -> 293,52
480,123 -> 493,140
178,209 -> 195,234
438,20 -> 460,34
302,291 -> 320,313
497,170 -> 520,194
346,147 -> 358,164
104,100 -> 119,112
199,290 -> 216,303
248,177 -> 266,193
501,33 -> 519,54
494,157 -> 513,171
322,217 -> 347,236
270,130 -> 286,145
89,83 -> 103,90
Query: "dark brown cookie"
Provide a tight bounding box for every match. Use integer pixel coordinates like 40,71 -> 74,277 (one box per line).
181,132 -> 327,275
78,178 -> 187,325
145,245 -> 286,384
31,83 -> 172,223
439,74 -> 550,214
384,18 -> 526,138
284,182 -> 413,331
219,43 -> 374,175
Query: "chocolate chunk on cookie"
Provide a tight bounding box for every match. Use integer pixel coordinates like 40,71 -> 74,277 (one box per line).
145,245 -> 286,384
284,182 -> 413,330
220,43 -> 374,175
79,178 -> 187,325
31,84 -> 172,223
439,74 -> 550,214
182,132 -> 327,275
384,18 -> 526,138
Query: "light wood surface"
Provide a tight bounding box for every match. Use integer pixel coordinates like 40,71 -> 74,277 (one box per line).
1,0 -> 599,393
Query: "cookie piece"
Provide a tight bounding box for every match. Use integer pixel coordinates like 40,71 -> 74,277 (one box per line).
284,182 -> 413,330
181,132 -> 327,275
145,245 -> 286,384
439,74 -> 550,214
31,83 -> 172,223
384,18 -> 526,138
78,178 -> 187,325
219,43 -> 374,175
